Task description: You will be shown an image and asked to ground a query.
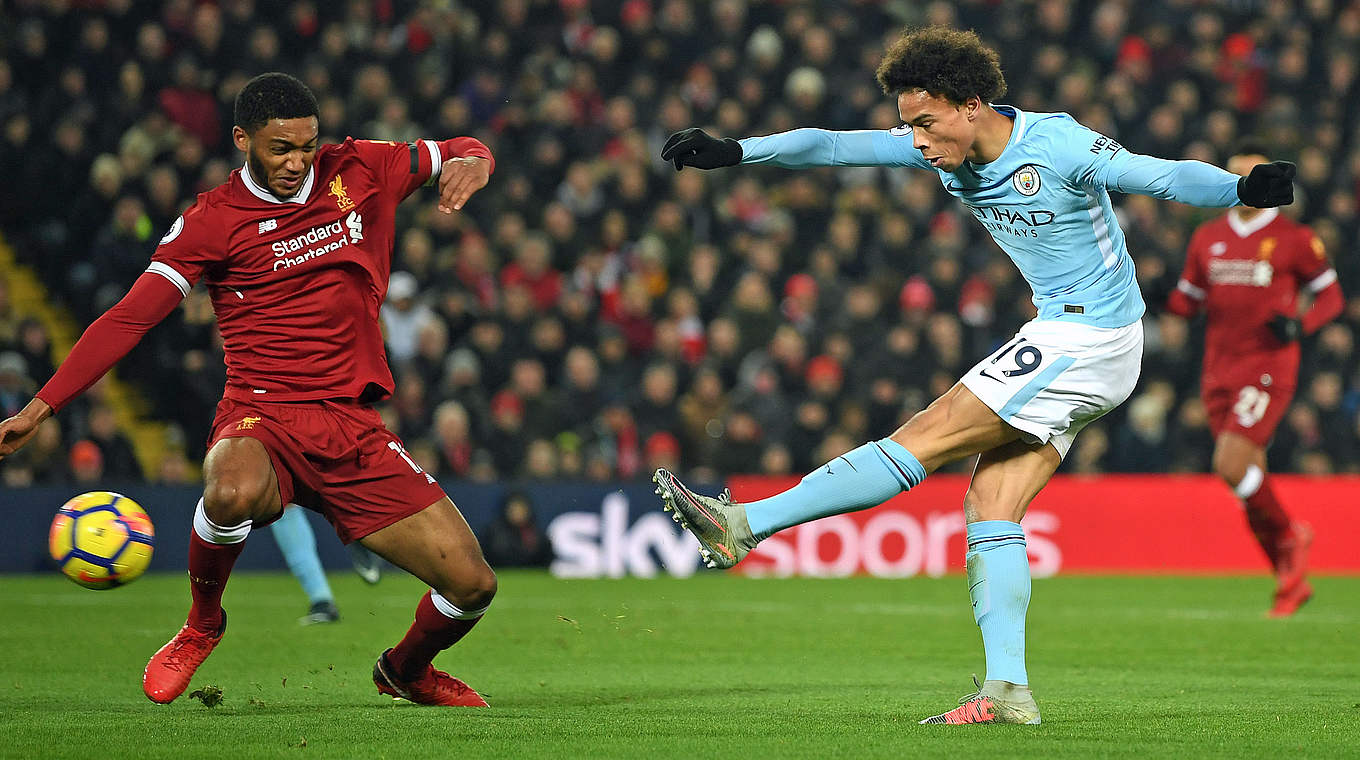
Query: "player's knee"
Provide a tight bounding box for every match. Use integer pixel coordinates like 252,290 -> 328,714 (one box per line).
962,488 -> 1019,523
436,563 -> 497,611
1211,449 -> 1247,487
202,480 -> 269,526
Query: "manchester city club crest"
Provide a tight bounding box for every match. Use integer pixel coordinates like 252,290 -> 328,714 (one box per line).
1012,165 -> 1041,196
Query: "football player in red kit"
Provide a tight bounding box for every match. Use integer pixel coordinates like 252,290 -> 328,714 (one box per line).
1167,142 -> 1343,617
0,73 -> 498,704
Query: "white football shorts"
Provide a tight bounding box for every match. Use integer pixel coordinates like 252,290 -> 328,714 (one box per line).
960,318 -> 1143,458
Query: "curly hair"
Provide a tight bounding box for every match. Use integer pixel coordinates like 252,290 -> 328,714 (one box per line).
875,27 -> 1007,104
233,72 -> 318,133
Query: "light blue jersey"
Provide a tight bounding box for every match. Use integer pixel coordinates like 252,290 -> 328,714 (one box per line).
738,107 -> 1242,328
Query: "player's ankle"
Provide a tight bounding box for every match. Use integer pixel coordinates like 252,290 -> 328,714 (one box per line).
187,611 -> 223,633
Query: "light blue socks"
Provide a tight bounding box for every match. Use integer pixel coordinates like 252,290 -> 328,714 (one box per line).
966,520 -> 1030,685
271,506 -> 334,606
744,439 -> 927,540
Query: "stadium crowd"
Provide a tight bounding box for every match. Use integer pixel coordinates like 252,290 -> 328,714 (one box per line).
2,0 -> 1359,488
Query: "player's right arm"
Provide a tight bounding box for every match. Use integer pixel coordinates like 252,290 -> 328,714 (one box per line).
0,203 -> 221,461
1166,226 -> 1210,318
662,126 -> 931,171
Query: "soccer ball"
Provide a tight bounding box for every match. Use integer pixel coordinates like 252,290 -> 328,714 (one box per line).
48,491 -> 155,589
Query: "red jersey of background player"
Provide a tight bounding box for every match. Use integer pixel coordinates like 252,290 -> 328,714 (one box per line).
1167,208 -> 1342,390
35,137 -> 491,414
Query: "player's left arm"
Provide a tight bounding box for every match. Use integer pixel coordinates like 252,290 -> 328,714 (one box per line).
1054,120 -> 1293,208
1296,229 -> 1343,335
353,137 -> 495,210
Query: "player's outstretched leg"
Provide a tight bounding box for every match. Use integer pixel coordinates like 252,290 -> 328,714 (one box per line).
654,438 -> 925,568
372,591 -> 490,707
270,504 -> 341,625
144,498 -> 248,703
919,676 -> 1042,725
359,497 -> 496,707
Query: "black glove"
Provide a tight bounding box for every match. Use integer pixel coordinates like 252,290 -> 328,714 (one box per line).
661,128 -> 743,171
1237,161 -> 1296,208
1267,314 -> 1302,343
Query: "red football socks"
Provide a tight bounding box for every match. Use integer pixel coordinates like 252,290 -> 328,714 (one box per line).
387,592 -> 483,680
186,532 -> 245,632
1243,477 -> 1292,569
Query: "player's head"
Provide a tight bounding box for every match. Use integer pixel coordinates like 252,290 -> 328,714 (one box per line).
232,72 -> 320,200
1227,138 -> 1270,178
876,27 -> 1006,172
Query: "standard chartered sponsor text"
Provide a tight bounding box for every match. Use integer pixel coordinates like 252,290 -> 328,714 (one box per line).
270,215 -> 360,271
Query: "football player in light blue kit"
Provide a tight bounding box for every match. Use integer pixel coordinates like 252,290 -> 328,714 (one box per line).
653,27 -> 1295,724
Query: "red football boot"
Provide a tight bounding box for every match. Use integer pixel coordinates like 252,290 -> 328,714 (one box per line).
1269,522 -> 1314,618
143,613 -> 226,704
373,649 -> 488,707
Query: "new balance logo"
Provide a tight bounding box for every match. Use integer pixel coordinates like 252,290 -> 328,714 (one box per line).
258,219 -> 278,234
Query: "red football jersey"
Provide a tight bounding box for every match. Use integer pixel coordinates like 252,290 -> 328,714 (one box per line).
1175,209 -> 1332,389
146,137 -> 486,403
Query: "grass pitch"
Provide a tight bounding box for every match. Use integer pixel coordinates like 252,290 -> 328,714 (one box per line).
1,571 -> 1357,759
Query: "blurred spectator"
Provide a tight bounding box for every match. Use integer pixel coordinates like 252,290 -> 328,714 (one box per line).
69,440 -> 104,485
0,351 -> 33,418
481,490 -> 553,568
85,404 -> 143,481
380,271 -> 437,366
486,389 -> 528,476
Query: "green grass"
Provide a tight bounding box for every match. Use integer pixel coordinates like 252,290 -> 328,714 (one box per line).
1,571 -> 1358,759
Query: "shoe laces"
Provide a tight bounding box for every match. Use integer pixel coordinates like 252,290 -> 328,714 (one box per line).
718,488 -> 735,506
957,675 -> 985,705
426,669 -> 473,698
162,629 -> 214,672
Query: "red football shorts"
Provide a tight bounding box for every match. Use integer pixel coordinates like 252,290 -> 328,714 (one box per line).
1202,377 -> 1295,447
208,398 -> 446,543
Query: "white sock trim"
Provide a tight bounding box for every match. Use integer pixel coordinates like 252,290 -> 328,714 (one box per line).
1235,465 -> 1264,500
429,590 -> 489,620
193,498 -> 253,544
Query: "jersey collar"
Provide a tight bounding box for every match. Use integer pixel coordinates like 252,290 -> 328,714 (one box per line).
1227,207 -> 1278,238
240,162 -> 316,205
965,104 -> 1025,169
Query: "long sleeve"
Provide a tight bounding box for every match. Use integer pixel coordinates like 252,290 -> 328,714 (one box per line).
429,136 -> 495,177
1167,228 -> 1209,317
738,128 -> 931,170
1051,117 -> 1241,207
354,136 -> 495,200
36,272 -> 184,413
1301,276 -> 1343,334
1098,152 -> 1242,207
